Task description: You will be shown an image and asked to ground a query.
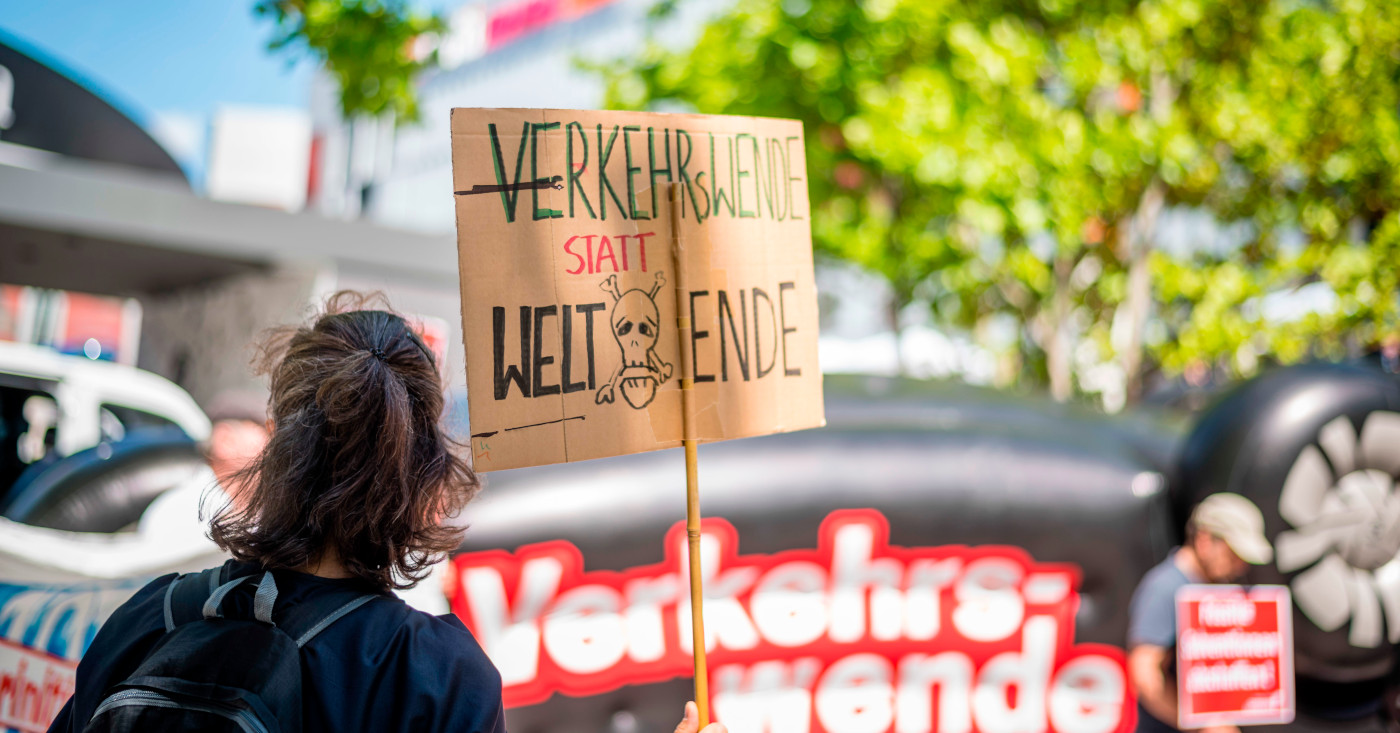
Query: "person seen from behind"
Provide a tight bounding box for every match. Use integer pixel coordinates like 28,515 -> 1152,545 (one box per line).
1127,493 -> 1274,733
48,292 -> 728,733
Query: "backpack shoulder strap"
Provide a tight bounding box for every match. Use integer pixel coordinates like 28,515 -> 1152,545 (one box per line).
162,564 -> 377,646
277,588 -> 380,648
162,565 -> 225,631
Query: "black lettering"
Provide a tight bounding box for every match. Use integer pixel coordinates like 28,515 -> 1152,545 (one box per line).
753,287 -> 777,378
577,302 -> 606,390
561,305 -> 586,394
532,305 -> 560,396
493,305 -> 531,398
779,282 -> 800,376
689,290 -> 715,383
718,289 -> 750,381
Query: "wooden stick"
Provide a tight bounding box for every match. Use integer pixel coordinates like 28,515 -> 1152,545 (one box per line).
670,182 -> 710,727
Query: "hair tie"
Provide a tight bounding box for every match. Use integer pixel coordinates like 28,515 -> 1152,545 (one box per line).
369,347 -> 388,362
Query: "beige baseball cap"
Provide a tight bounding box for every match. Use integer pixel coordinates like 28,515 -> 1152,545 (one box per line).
1192,492 -> 1274,565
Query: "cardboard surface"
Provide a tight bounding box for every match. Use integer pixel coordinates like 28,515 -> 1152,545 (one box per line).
451,108 -> 824,471
1175,584 -> 1295,728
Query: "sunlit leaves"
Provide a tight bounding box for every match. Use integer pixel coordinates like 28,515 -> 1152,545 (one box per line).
605,0 -> 1400,400
255,0 -> 443,121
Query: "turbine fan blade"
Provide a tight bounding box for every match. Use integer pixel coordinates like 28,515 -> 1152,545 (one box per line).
1293,554 -> 1352,632
1374,560 -> 1400,643
1321,416 -> 1358,477
1281,445 -> 1335,528
1337,470 -> 1394,513
1359,412 -> 1400,476
1277,529 -> 1340,573
1348,567 -> 1384,648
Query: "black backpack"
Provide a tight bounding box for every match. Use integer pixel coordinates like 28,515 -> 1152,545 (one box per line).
83,566 -> 376,733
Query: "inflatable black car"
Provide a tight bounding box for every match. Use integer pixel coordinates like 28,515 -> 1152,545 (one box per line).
450,380 -> 1177,733
447,365 -> 1400,733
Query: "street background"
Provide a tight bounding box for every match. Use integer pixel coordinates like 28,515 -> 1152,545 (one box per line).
3,2 -> 1400,733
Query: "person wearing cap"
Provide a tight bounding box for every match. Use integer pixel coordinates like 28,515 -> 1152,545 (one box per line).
1127,492 -> 1274,733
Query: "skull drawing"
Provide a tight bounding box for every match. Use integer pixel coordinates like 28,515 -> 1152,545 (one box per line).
596,272 -> 674,409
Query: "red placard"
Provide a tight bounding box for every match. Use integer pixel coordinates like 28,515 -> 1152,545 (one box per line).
1175,584 -> 1294,728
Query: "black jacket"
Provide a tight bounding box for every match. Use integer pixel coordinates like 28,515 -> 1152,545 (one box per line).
47,560 -> 506,733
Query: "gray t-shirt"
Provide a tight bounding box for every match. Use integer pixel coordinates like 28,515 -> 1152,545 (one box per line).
1127,550 -> 1200,733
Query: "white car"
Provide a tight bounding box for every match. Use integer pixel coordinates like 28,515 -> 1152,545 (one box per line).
0,340 -> 210,451
0,343 -> 221,732
1,339 -> 212,533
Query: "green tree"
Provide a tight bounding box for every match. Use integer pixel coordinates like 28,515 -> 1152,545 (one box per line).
605,0 -> 1400,406
256,0 -> 443,121
1151,0 -> 1400,380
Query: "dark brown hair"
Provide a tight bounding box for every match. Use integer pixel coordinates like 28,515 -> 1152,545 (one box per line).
210,291 -> 479,590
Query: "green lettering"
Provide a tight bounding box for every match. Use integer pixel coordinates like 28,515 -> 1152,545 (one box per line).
531,122 -> 563,220
623,125 -> 648,220
567,121 -> 596,219
786,135 -> 805,220
768,138 -> 787,221
648,127 -> 672,219
597,125 -> 628,220
675,130 -> 706,221
488,122 -> 530,223
757,136 -> 775,220
709,132 -> 736,218
736,132 -> 756,219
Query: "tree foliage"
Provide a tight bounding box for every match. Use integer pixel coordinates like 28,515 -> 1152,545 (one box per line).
604,0 -> 1400,407
256,0 -> 442,121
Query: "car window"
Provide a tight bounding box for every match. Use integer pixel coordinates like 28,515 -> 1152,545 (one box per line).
0,381 -> 60,498
99,403 -> 185,439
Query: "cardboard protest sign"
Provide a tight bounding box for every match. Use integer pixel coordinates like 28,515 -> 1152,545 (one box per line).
1176,584 -> 1295,728
451,109 -> 824,471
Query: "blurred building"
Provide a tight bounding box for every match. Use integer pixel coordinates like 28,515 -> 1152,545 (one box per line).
0,37 -> 462,406
205,106 -> 314,212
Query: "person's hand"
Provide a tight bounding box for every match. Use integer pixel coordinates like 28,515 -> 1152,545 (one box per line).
1199,725 -> 1241,733
675,701 -> 727,733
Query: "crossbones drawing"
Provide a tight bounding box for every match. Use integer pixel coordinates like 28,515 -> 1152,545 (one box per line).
596,272 -> 673,409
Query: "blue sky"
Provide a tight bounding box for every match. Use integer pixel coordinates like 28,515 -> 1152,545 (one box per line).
1,1 -> 456,185
1,1 -> 322,183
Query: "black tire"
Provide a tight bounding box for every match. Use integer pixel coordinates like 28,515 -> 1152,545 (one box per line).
3,432 -> 206,532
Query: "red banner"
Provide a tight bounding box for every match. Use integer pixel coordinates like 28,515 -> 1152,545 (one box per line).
0,638 -> 76,733
1175,584 -> 1294,728
448,509 -> 1135,733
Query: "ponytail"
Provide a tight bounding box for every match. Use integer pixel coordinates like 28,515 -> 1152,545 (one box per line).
210,291 -> 479,590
